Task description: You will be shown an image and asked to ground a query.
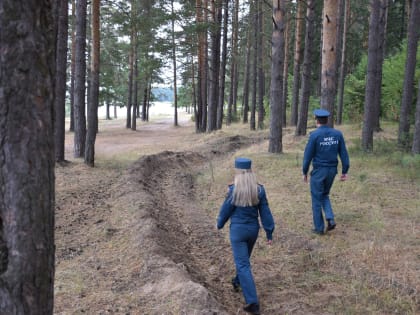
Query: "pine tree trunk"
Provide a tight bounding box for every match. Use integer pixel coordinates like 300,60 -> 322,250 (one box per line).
171,0 -> 179,127
250,0 -> 258,131
337,0 -> 350,125
398,0 -> 420,148
257,0 -> 265,130
372,0 -> 388,132
296,0 -> 316,136
362,0 -> 381,151
207,0 -> 222,132
55,0 -> 69,162
320,0 -> 339,126
412,80 -> 420,153
131,55 -> 138,130
217,0 -> 229,129
269,0 -> 285,153
85,0 -> 100,167
242,9 -> 252,124
0,2 -> 56,312
290,0 -> 305,126
73,0 -> 88,157
281,9 -> 290,127
70,0 -> 76,132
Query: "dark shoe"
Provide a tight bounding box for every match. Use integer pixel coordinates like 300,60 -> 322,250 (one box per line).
327,219 -> 336,231
312,229 -> 324,235
243,303 -> 260,315
231,277 -> 240,292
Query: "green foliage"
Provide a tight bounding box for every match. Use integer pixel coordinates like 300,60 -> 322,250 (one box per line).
343,55 -> 367,122
343,41 -> 420,123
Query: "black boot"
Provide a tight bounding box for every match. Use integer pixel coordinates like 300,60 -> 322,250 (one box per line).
243,303 -> 260,315
327,219 -> 336,231
231,277 -> 240,292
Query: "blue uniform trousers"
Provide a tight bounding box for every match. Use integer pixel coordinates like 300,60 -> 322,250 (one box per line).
230,224 -> 259,305
310,167 -> 337,232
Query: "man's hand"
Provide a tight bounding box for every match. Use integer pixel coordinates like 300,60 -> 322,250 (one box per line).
303,174 -> 308,183
340,174 -> 348,181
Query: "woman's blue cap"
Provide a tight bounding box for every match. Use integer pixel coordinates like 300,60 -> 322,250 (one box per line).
314,109 -> 330,117
235,157 -> 252,169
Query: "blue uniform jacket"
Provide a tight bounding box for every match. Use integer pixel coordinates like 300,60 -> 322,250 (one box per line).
302,125 -> 350,175
217,184 -> 275,240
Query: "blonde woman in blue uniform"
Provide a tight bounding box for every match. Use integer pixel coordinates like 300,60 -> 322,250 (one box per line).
303,109 -> 350,234
217,157 -> 275,315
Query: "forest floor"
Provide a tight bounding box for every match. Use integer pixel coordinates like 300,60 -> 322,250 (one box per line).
54,111 -> 419,315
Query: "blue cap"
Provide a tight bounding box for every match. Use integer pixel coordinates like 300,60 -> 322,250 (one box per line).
314,109 -> 330,117
235,157 -> 252,169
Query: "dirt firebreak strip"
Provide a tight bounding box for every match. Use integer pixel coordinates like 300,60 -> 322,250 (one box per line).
122,134 -> 265,314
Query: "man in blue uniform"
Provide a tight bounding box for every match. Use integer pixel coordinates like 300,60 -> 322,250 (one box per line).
302,109 -> 350,234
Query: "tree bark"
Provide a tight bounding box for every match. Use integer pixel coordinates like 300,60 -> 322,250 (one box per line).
172,0 -> 179,127
320,0 -> 339,126
337,0 -> 350,125
70,0 -> 76,132
290,0 -> 305,126
55,0 -> 69,162
269,0 -> 286,153
242,10 -> 252,124
207,0 -> 222,132
250,0 -> 258,131
296,0 -> 316,136
0,1 -> 56,312
398,0 -> 420,148
257,0 -> 265,130
281,8 -> 290,127
217,0 -> 229,129
362,0 -> 382,151
73,0 -> 88,157
412,80 -> 420,153
85,0 -> 100,167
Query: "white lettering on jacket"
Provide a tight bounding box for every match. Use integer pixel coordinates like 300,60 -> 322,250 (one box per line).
320,136 -> 338,146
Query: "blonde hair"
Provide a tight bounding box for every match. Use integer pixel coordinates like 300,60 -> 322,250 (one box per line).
232,168 -> 259,206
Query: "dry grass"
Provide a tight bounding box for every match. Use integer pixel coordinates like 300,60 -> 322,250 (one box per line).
198,121 -> 419,314
54,116 -> 419,314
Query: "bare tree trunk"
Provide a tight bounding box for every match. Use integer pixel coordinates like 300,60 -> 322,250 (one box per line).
217,0 -> 229,129
196,0 -> 208,132
320,0 -> 339,126
73,0 -> 87,157
290,0 -> 305,126
131,55 -> 138,130
372,0 -> 388,132
85,0 -> 100,167
0,1 -> 56,312
242,10 -> 252,124
70,0 -> 76,132
55,0 -> 69,162
296,0 -> 316,136
337,0 -> 350,125
207,0 -> 222,132
269,0 -> 286,153
362,0 -> 382,151
398,0 -> 420,148
250,0 -> 257,131
257,0 -> 265,130
412,80 -> 420,153
171,0 -> 179,127
281,8 -> 290,127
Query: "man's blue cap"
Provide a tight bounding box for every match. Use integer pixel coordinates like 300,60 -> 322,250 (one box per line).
235,157 -> 252,169
314,109 -> 330,117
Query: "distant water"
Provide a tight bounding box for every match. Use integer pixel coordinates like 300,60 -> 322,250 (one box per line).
97,102 -> 176,119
